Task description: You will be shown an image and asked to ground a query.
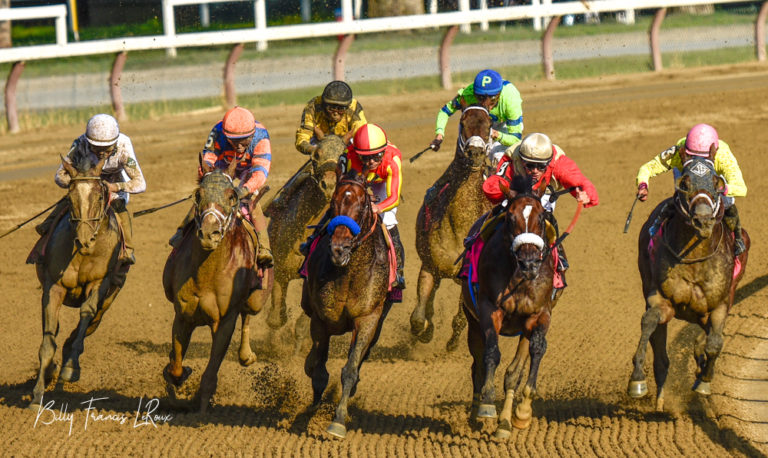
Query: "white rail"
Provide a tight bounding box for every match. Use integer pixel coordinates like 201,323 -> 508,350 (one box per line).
0,4 -> 67,46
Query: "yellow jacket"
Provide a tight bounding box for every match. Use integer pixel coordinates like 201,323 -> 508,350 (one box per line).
636,138 -> 746,197
295,96 -> 366,155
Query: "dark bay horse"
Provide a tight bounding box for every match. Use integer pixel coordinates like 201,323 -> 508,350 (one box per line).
628,153 -> 749,411
162,158 -> 273,413
264,134 -> 345,330
411,104 -> 492,349
461,177 -> 558,438
31,156 -> 126,407
301,169 -> 392,439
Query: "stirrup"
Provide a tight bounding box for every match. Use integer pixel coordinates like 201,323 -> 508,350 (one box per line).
734,238 -> 746,256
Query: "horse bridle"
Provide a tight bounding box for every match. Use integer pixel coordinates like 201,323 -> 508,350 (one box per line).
457,106 -> 492,169
507,195 -> 547,259
68,176 -> 110,238
195,171 -> 236,234
331,177 -> 378,249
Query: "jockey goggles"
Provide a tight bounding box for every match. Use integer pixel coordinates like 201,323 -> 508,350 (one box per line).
325,104 -> 347,114
523,159 -> 549,171
360,151 -> 384,163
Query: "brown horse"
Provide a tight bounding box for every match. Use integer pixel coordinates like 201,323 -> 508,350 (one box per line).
162,157 -> 273,413
263,134 -> 345,330
411,104 -> 492,350
628,154 -> 749,411
461,176 -> 559,438
301,169 -> 392,439
31,156 -> 126,407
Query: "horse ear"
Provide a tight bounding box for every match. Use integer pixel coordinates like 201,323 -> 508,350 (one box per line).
708,142 -> 718,160
499,179 -> 517,201
459,96 -> 467,111
94,155 -> 107,176
60,155 -> 77,178
225,155 -> 238,180
199,151 -> 213,174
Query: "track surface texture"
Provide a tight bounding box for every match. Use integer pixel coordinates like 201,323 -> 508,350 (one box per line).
0,64 -> 766,456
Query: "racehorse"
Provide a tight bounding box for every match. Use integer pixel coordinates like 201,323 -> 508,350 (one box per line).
461,176 -> 559,438
31,156 -> 126,407
628,152 -> 749,411
162,157 -> 273,413
301,169 -> 392,439
263,134 -> 345,330
411,103 -> 493,350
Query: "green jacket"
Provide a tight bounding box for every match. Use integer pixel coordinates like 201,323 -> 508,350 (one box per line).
435,82 -> 523,146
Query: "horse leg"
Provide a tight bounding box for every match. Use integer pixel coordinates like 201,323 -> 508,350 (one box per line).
478,303 -> 502,419
693,331 -> 707,380
410,266 -> 438,342
649,323 -> 669,411
238,312 -> 258,366
163,314 -> 194,393
304,315 -> 330,407
60,283 -> 105,382
496,336 -> 530,438
196,313 -> 239,414
84,283 -> 122,336
627,301 -> 663,399
446,296 -> 467,352
31,283 -> 65,408
465,305 -> 485,419
327,311 -> 381,439
266,275 -> 288,330
513,314 -> 551,430
693,306 -> 727,396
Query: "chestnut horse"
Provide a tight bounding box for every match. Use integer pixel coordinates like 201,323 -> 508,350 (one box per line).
301,169 -> 392,439
411,104 -> 492,350
162,157 -> 273,413
628,154 -> 749,411
461,176 -> 559,439
31,156 -> 126,407
264,134 -> 345,330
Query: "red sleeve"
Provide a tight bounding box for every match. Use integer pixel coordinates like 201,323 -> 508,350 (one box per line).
482,156 -> 514,204
377,147 -> 402,212
551,155 -> 599,208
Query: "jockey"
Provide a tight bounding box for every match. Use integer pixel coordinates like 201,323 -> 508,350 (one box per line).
31,113 -> 146,267
300,123 -> 405,291
483,132 -> 599,272
429,69 -> 524,165
636,123 -> 747,255
273,81 -> 367,208
169,106 -> 274,268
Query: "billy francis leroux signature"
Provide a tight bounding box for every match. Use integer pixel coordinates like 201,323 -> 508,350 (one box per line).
34,394 -> 173,436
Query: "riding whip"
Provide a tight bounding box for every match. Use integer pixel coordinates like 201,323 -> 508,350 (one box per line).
409,145 -> 434,163
623,194 -> 640,233
0,197 -> 65,239
134,195 -> 193,218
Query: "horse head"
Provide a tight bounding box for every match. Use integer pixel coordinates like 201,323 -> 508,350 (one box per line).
457,103 -> 492,170
195,156 -> 239,251
674,148 -> 726,239
312,134 -> 345,201
500,175 -> 548,280
327,169 -> 375,267
61,155 -> 108,254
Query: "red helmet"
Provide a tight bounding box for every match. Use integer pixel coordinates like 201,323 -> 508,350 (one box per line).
222,106 -> 255,138
353,123 -> 387,155
685,123 -> 718,156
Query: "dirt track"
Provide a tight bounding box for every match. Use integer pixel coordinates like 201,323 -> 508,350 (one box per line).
0,64 -> 766,456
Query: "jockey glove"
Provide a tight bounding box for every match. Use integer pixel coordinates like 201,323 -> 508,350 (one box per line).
430,138 -> 443,152
235,186 -> 249,200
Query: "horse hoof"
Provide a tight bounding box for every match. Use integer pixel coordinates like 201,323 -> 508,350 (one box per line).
326,422 -> 347,439
495,425 -> 511,440
627,380 -> 648,398
164,365 -> 192,387
655,397 -> 665,412
692,380 -> 711,396
239,353 -> 258,367
413,322 -> 434,344
59,366 -> 80,383
511,415 -> 532,429
476,404 -> 497,418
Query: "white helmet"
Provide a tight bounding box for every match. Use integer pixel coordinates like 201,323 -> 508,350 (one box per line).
86,114 -> 119,147
518,133 -> 553,163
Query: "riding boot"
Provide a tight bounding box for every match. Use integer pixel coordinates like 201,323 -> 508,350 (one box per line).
723,205 -> 746,256
300,209 -> 331,256
389,225 -> 406,290
649,199 -> 674,237
169,204 -> 196,248
35,199 -> 69,236
112,200 -> 135,265
557,244 -> 569,272
250,202 -> 274,268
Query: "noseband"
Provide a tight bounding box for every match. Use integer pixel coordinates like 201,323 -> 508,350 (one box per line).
328,178 -> 378,249
457,106 -> 492,167
509,201 -> 546,256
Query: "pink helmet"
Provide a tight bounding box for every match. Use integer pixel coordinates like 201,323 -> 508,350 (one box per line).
685,123 -> 718,157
